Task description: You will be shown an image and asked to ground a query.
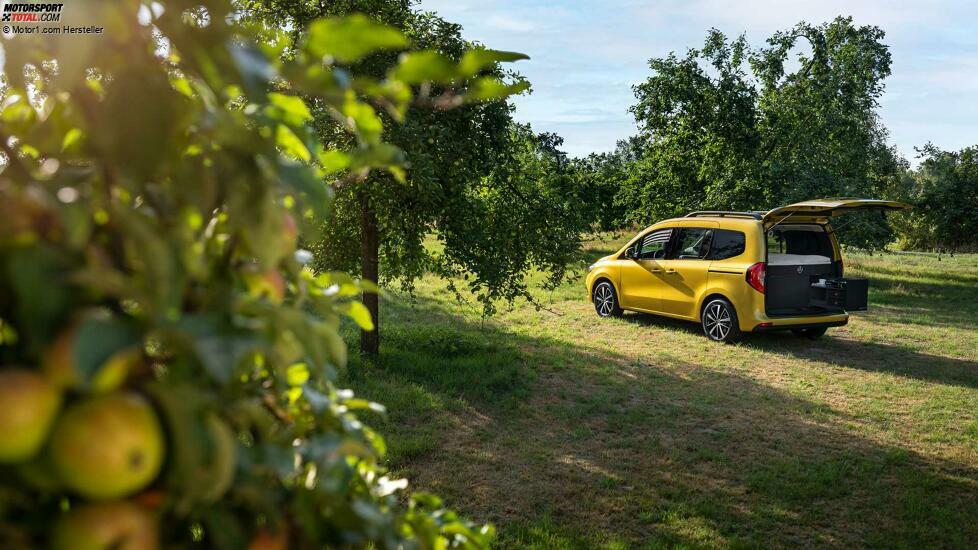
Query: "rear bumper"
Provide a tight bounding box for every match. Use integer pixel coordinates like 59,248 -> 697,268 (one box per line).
751,318 -> 849,333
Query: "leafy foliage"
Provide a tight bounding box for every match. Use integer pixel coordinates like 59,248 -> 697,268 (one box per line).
896,144 -> 978,252
570,139 -> 639,231
431,123 -> 589,308
601,17 -> 905,248
0,0 -> 524,547
244,0 -> 584,348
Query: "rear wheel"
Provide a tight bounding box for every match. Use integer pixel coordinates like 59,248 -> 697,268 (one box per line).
792,327 -> 828,340
593,281 -> 623,318
702,298 -> 742,343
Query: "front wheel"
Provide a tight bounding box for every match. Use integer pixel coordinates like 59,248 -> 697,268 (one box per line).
702,298 -> 742,343
593,281 -> 623,318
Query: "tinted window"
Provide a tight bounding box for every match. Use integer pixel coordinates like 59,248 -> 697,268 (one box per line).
669,228 -> 713,260
638,229 -> 672,259
709,230 -> 746,260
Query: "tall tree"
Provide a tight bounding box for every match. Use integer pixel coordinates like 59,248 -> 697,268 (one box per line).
243,1 -> 583,354
627,30 -> 759,222
626,17 -> 902,248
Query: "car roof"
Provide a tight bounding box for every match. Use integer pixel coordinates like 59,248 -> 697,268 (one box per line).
655,215 -> 762,227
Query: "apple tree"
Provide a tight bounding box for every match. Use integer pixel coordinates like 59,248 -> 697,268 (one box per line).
240,1 -> 590,355
0,0 -> 524,547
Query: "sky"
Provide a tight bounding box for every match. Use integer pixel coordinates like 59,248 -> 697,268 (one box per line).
419,0 -> 978,162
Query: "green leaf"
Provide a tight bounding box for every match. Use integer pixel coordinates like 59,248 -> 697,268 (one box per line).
268,93 -> 313,125
339,301 -> 374,331
72,316 -> 142,384
170,76 -> 194,98
392,51 -> 456,84
319,149 -> 350,173
6,245 -> 78,352
286,362 -> 310,386
349,143 -> 406,171
342,97 -> 383,141
276,124 -> 312,162
464,77 -> 530,102
459,49 -> 529,77
304,15 -> 409,63
61,128 -> 84,152
229,42 -> 277,100
178,315 -> 257,386
277,159 -> 333,218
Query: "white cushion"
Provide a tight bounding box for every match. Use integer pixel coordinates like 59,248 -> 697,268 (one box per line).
768,253 -> 832,266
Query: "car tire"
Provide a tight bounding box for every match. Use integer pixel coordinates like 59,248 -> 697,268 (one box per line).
702,298 -> 742,344
593,281 -> 623,318
791,327 -> 828,340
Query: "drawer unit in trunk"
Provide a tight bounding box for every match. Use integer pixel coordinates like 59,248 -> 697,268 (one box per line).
810,278 -> 868,311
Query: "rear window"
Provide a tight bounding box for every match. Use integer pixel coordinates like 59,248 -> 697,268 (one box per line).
709,230 -> 745,260
767,225 -> 833,257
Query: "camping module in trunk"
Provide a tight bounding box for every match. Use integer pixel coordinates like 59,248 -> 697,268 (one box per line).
762,199 -> 907,318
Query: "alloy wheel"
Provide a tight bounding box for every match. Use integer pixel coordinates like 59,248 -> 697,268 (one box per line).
704,302 -> 732,341
594,283 -> 615,317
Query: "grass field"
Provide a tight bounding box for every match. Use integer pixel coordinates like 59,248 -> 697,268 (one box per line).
340,234 -> 978,548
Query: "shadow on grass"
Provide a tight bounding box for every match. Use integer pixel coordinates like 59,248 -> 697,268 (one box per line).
603,270 -> 978,390
620,310 -> 702,336
750,332 -> 978,390
623,308 -> 978,390
340,296 -> 978,548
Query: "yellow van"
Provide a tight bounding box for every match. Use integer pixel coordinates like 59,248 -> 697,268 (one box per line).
585,199 -> 910,343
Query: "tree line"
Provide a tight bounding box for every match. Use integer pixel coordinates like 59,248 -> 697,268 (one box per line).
0,0 -> 528,546
572,18 -> 978,254
237,5 -> 978,356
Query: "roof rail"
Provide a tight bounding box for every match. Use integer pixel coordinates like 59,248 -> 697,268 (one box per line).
685,211 -> 763,220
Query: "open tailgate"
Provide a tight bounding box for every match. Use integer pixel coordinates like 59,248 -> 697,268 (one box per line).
763,198 -> 910,227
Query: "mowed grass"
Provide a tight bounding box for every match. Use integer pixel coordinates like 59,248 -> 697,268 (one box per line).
340,234 -> 978,548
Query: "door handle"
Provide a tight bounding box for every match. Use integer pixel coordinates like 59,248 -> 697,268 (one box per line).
648,268 -> 662,273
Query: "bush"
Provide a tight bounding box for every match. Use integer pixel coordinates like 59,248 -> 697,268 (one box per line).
0,1 -> 522,547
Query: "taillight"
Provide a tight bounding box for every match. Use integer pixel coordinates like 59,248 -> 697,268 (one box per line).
746,262 -> 766,293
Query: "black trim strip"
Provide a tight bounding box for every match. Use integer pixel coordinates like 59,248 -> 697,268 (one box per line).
708,269 -> 743,274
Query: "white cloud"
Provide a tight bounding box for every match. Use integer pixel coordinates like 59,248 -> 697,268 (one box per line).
419,0 -> 978,158
485,14 -> 537,32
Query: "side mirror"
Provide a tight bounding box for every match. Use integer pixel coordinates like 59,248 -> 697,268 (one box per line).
625,248 -> 637,260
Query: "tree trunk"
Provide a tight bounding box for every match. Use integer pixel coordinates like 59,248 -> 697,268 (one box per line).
359,188 -> 380,356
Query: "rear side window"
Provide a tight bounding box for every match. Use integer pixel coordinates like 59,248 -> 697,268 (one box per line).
669,228 -> 713,259
709,230 -> 746,260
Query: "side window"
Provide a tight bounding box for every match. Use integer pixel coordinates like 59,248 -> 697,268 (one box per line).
767,230 -> 784,254
669,228 -> 713,260
638,229 -> 672,260
709,230 -> 746,260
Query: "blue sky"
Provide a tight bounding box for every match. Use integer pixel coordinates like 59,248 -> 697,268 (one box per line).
420,0 -> 978,162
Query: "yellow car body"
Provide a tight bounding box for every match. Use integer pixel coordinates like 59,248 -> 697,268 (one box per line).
585,199 -> 909,342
